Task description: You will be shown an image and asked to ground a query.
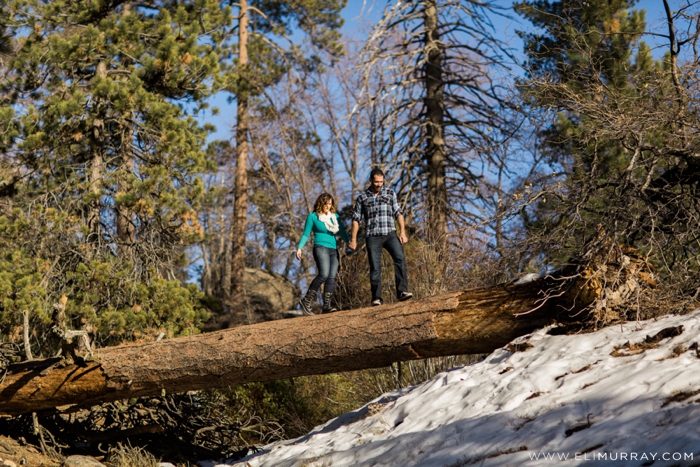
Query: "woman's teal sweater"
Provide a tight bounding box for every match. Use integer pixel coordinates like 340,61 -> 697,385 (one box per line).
298,212 -> 349,250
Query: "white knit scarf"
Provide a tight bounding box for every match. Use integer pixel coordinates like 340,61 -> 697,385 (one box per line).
317,213 -> 339,233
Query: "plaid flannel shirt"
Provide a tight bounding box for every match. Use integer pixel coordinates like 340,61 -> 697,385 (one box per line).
352,186 -> 404,237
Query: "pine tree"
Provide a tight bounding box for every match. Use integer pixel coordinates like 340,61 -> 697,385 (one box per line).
514,0 -> 700,300
0,1 -> 231,352
516,0 -> 649,171
514,0 -> 651,264
204,0 -> 346,318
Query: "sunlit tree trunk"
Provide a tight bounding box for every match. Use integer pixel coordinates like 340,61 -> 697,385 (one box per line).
228,0 -> 250,316
87,62 -> 109,247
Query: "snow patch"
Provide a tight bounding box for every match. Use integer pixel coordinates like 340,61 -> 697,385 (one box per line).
203,311 -> 700,467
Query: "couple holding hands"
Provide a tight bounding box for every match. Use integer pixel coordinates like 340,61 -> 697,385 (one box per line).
295,168 -> 413,315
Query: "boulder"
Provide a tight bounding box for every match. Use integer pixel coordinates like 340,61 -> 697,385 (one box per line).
203,268 -> 301,329
242,267 -> 300,319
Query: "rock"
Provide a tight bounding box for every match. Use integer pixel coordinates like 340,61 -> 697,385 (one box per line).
204,268 -> 301,329
242,267 -> 300,319
157,463 -> 177,467
62,455 -> 105,467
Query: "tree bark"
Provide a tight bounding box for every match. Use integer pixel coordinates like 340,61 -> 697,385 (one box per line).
228,0 -> 250,315
87,151 -> 103,245
87,62 -> 107,246
116,130 -> 134,256
423,0 -> 448,240
0,268 -> 603,416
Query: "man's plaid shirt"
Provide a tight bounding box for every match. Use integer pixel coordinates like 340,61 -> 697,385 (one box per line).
352,186 -> 404,236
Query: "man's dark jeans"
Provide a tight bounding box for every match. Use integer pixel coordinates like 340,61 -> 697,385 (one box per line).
310,245 -> 339,294
366,231 -> 408,302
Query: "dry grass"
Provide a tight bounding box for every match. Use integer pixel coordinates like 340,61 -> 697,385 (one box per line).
107,443 -> 161,467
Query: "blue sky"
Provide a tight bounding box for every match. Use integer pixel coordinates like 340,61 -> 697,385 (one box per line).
335,0 -> 670,61
201,0 -> 672,143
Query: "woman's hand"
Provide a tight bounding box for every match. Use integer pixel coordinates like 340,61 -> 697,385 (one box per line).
295,248 -> 302,260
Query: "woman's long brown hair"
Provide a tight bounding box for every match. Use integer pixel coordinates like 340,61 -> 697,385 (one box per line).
313,193 -> 336,214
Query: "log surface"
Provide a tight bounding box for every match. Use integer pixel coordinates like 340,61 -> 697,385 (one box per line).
1,274 -> 589,416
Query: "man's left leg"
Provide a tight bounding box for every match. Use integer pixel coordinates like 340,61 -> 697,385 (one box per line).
366,235 -> 385,305
384,232 -> 411,300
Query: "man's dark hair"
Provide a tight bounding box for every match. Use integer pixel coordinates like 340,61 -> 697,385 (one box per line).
369,168 -> 385,180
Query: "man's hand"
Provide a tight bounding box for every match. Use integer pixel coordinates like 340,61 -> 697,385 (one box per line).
295,248 -> 302,260
399,233 -> 408,244
349,221 -> 360,251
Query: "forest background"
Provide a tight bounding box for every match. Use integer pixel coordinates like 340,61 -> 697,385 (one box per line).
2,0 -> 700,463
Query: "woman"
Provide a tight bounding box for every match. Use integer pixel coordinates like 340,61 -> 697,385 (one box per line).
296,193 -> 349,314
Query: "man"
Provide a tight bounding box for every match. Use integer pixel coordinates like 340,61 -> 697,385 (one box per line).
348,168 -> 413,306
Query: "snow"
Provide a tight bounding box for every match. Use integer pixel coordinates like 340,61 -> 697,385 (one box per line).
201,311 -> 700,466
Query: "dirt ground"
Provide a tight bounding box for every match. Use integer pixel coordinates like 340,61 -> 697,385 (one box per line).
0,435 -> 61,467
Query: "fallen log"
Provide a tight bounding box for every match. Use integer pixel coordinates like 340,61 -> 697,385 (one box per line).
0,251 -> 654,416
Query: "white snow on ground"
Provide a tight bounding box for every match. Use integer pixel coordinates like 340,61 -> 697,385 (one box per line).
201,311 -> 700,467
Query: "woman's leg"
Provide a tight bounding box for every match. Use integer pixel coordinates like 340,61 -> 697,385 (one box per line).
299,245 -> 330,315
309,245 -> 331,292
322,249 -> 340,313
324,248 -> 340,294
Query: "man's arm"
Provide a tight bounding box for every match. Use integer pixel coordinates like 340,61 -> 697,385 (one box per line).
349,195 -> 364,250
391,190 -> 408,244
397,214 -> 408,244
337,213 -> 350,243
348,220 -> 360,250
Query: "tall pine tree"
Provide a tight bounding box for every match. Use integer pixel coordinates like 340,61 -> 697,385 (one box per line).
516,0 -> 649,171
514,0 -> 651,263
0,1 -> 231,352
201,0 -> 346,319
514,0 -> 700,303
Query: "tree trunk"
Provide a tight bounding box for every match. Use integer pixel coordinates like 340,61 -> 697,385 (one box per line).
87,151 -> 103,245
201,177 -> 229,302
423,0 -> 448,240
116,132 -> 134,255
229,0 -> 250,315
0,267 -> 608,416
87,62 -> 107,246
